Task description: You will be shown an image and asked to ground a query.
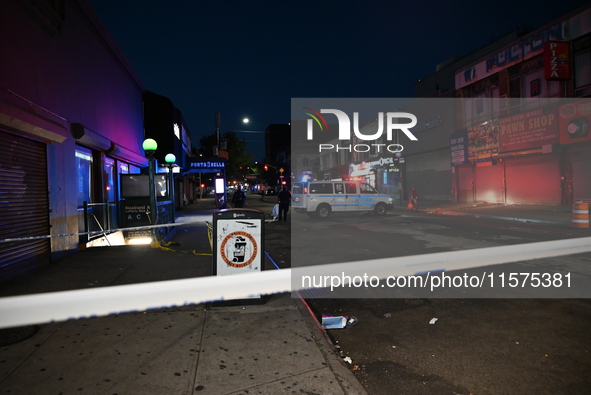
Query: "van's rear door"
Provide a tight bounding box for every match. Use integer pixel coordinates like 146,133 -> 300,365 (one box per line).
291,182 -> 306,210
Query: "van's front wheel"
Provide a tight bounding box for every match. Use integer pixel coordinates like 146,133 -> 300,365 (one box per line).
316,204 -> 331,219
374,203 -> 387,216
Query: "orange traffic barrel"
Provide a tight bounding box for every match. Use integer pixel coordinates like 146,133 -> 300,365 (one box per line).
572,202 -> 589,228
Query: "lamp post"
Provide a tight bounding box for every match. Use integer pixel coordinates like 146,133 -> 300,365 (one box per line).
165,153 -> 176,223
215,114 -> 252,157
215,112 -> 220,156
142,139 -> 158,240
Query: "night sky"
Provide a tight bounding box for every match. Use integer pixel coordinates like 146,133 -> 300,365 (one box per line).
88,0 -> 590,161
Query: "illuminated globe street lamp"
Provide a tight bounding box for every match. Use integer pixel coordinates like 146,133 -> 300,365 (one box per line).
142,139 -> 158,233
165,153 -> 176,223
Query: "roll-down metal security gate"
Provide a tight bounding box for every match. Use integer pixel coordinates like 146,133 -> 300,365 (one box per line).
0,130 -> 51,281
505,154 -> 561,205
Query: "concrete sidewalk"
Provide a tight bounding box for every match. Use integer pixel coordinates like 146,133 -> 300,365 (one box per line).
0,197 -> 367,395
0,293 -> 365,394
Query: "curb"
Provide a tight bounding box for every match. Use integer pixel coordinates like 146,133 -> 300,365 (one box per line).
293,295 -> 369,395
389,207 -> 572,228
420,209 -> 571,227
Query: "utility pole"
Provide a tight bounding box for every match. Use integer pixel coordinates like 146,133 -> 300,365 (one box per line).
215,111 -> 221,157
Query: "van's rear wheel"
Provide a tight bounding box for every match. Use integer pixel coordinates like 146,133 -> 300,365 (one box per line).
316,204 -> 331,219
374,203 -> 387,216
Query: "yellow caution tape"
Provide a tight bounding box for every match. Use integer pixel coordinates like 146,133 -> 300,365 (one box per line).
153,240 -> 212,256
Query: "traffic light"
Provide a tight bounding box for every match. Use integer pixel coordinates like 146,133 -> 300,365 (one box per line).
264,165 -> 268,171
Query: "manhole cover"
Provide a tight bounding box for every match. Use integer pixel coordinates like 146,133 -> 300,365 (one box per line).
0,325 -> 39,347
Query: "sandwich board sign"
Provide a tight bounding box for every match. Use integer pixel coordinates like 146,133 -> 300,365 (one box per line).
212,209 -> 265,299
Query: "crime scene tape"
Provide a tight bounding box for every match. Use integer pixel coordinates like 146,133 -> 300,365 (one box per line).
0,236 -> 590,329
156,241 -> 212,256
0,221 -> 197,244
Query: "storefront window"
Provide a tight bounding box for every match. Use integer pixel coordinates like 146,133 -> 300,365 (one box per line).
574,34 -> 591,96
104,158 -> 116,202
119,162 -> 129,174
117,162 -> 142,200
75,147 -> 93,206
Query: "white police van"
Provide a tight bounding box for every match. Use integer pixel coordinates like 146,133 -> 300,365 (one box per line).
291,181 -> 393,218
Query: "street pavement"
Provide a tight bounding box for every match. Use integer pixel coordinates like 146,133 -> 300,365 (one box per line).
0,193 -> 587,394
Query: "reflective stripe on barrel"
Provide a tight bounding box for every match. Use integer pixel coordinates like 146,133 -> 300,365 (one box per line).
572,202 -> 589,228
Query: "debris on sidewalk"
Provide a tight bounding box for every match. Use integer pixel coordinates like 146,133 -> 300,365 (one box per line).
429,317 -> 438,325
321,315 -> 347,329
272,203 -> 279,220
346,316 -> 358,328
321,315 -> 359,329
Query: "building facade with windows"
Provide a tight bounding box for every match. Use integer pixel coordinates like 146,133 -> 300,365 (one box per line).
452,5 -> 591,205
143,91 -> 196,209
308,5 -> 590,207
0,0 -> 148,280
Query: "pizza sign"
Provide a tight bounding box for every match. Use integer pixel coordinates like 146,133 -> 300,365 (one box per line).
544,41 -> 570,80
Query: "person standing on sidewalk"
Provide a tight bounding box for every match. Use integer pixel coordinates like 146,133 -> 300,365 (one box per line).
232,185 -> 246,208
277,186 -> 291,221
409,186 -> 418,212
